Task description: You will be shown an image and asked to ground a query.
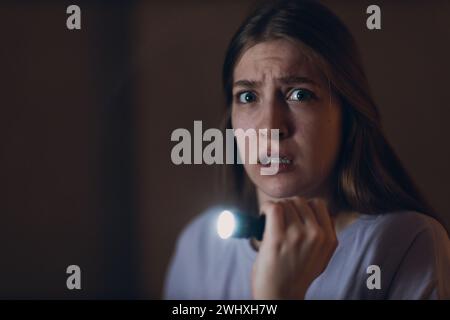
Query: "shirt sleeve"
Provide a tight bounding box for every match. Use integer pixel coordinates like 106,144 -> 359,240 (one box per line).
386,218 -> 450,300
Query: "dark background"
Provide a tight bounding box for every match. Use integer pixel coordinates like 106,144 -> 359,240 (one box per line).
0,0 -> 449,298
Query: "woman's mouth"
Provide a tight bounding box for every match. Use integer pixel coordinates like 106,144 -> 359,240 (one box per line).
258,155 -> 292,166
257,155 -> 295,173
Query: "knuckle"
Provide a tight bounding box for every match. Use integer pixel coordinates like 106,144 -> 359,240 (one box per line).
289,230 -> 304,244
308,228 -> 323,242
264,202 -> 284,215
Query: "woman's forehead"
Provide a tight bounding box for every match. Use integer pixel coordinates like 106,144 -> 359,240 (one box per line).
233,39 -> 324,86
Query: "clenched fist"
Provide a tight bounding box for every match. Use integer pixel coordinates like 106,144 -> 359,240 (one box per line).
251,197 -> 338,299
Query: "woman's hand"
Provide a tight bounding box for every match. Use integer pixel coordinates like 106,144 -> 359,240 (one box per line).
251,197 -> 338,300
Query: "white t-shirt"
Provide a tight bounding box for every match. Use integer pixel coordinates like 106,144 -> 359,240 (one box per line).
164,206 -> 450,299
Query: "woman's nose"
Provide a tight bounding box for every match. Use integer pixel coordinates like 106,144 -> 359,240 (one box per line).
260,97 -> 291,140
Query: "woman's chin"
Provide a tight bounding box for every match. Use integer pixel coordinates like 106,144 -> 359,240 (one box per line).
257,180 -> 305,199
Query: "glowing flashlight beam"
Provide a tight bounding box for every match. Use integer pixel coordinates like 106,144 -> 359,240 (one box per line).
217,209 -> 266,241
217,210 -> 236,239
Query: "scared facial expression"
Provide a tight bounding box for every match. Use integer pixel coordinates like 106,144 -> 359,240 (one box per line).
231,38 -> 342,199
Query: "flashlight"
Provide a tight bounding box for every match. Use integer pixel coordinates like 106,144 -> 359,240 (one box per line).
217,210 -> 266,241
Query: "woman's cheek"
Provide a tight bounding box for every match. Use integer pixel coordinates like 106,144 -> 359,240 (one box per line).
311,117 -> 342,177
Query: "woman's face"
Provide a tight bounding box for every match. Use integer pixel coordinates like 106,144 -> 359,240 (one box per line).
231,38 -> 342,199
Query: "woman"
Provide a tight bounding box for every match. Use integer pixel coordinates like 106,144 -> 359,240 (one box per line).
164,0 -> 450,299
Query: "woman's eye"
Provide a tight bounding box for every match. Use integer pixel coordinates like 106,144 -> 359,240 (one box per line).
288,88 -> 315,102
237,91 -> 257,104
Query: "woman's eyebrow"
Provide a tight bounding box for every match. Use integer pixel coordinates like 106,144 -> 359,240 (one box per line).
232,76 -> 319,90
277,75 -> 320,87
233,79 -> 261,89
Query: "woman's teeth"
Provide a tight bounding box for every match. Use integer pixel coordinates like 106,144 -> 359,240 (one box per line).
260,156 -> 292,165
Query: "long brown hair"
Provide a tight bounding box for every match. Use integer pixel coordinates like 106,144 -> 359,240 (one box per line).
220,0 -> 440,224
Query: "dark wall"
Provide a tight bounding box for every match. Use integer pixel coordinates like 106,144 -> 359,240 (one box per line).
0,2 -> 135,298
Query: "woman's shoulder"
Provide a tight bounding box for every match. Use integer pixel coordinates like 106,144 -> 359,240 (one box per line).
364,210 -> 450,299
352,210 -> 449,253
355,210 -> 450,274
345,210 -> 450,269
368,210 -> 449,243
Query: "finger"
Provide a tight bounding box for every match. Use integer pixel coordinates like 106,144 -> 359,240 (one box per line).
284,199 -> 307,241
291,197 -> 319,228
308,198 -> 335,236
260,201 -> 285,241
283,199 -> 304,226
